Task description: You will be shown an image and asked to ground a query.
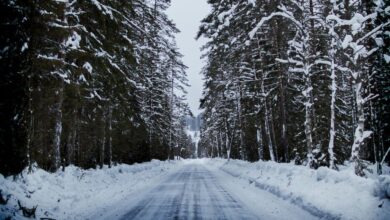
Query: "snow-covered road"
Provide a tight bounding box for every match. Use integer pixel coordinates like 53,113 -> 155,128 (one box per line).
110,162 -> 318,220
2,159 -> 387,219
120,164 -> 257,219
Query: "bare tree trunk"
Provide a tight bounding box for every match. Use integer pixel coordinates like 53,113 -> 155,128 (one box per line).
258,40 -> 275,161
168,60 -> 174,160
256,125 -> 264,161
66,130 -> 73,165
275,18 -> 289,162
328,13 -> 338,169
328,61 -> 337,169
264,98 -> 275,161
304,73 -> 314,167
53,82 -> 64,171
225,121 -> 231,161
279,76 -> 289,162
351,79 -> 370,176
216,135 -> 220,158
26,113 -> 33,172
66,108 -> 78,166
301,30 -> 314,167
26,75 -> 34,173
261,77 -> 275,161
100,109 -> 106,169
269,108 -> 278,161
75,106 -> 83,166
237,83 -> 245,160
107,106 -> 113,168
219,132 -> 224,158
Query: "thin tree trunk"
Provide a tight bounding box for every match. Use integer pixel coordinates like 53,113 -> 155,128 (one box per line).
302,30 -> 314,167
107,106 -> 113,168
225,118 -> 231,161
237,83 -> 245,160
216,135 -> 220,158
26,113 -> 33,172
264,98 -> 275,161
328,18 -> 337,169
53,82 -> 64,171
252,44 -> 265,162
275,19 -> 289,162
369,100 -> 379,173
219,132 -> 224,158
100,109 -> 106,169
66,108 -> 77,166
304,74 -> 314,167
279,75 -> 288,162
261,74 -> 275,161
211,139 -> 214,158
26,75 -> 34,172
259,50 -> 275,161
269,107 -> 278,161
256,125 -> 263,161
169,66 -> 174,160
328,65 -> 337,169
66,129 -> 73,166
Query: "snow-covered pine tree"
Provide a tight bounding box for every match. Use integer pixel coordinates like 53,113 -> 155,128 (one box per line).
0,0 -> 190,174
197,0 -> 390,171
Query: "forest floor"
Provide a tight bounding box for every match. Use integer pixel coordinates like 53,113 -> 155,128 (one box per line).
1,159 -> 389,220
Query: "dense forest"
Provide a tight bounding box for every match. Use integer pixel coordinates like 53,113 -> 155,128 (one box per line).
197,0 -> 390,175
0,0 -> 193,176
1,0 -> 389,178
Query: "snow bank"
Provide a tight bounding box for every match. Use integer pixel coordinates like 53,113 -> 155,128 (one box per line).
376,175 -> 390,199
0,160 -> 183,220
205,159 -> 390,220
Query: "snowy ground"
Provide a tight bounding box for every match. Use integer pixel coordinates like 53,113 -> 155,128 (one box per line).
0,160 -> 184,220
1,159 -> 389,220
204,159 -> 390,220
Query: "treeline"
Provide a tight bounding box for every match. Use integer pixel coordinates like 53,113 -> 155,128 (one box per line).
197,0 -> 389,175
0,0 -> 192,176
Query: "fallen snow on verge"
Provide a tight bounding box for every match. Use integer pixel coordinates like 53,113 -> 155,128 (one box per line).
204,158 -> 390,220
0,160 -> 184,220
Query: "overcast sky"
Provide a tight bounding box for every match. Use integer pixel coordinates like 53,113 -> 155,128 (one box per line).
166,0 -> 210,116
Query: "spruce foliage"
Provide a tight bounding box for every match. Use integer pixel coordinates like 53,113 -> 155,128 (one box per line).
0,0 -> 190,175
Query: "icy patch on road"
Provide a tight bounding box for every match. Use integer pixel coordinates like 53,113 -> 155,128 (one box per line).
0,160 -> 184,220
204,159 -> 390,220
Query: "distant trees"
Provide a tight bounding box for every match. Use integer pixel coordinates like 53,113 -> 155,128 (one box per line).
197,0 -> 390,175
0,0 -> 189,175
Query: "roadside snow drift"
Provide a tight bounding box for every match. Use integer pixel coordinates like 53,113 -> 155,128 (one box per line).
204,159 -> 390,220
0,160 -> 183,220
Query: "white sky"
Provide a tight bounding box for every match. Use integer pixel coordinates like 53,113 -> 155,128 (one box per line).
166,0 -> 210,116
